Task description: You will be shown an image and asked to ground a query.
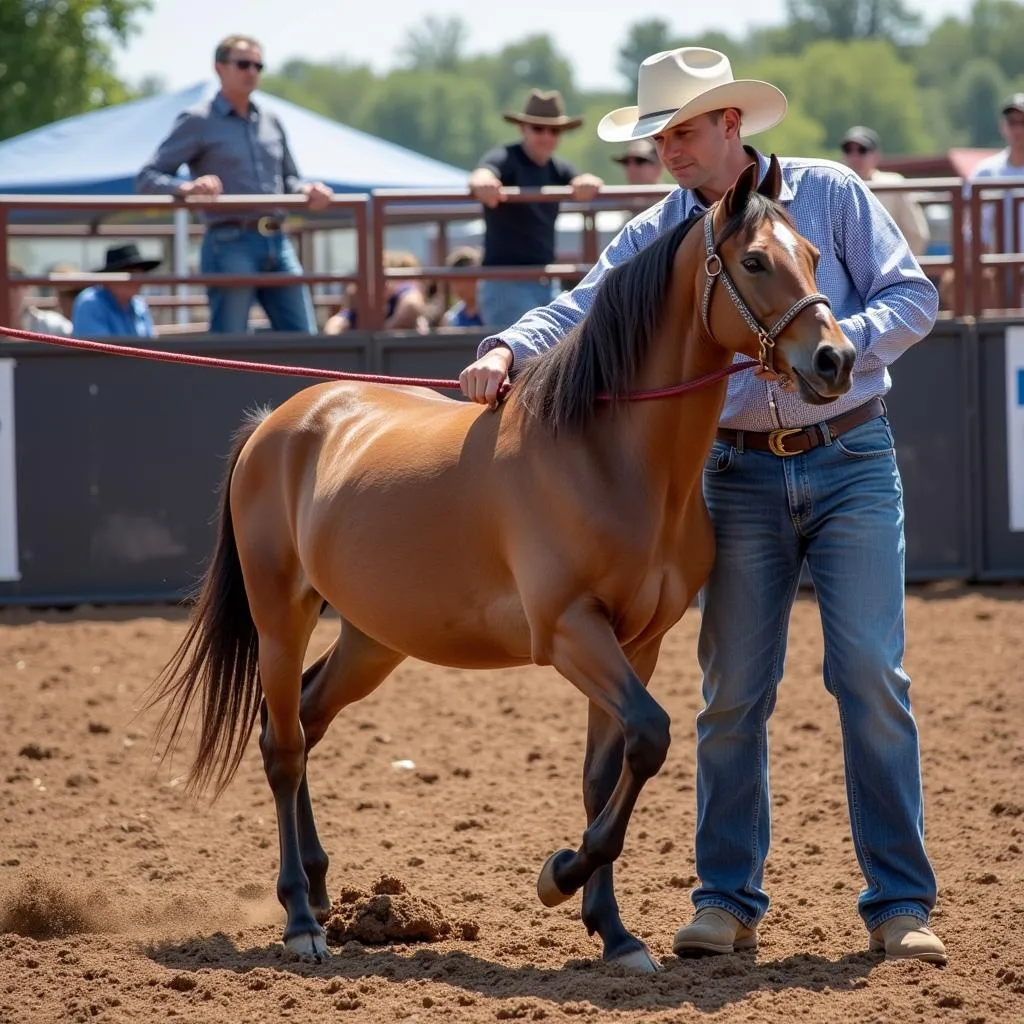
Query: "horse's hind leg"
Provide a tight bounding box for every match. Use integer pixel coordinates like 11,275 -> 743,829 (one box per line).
252,586 -> 326,958
294,621 -> 407,920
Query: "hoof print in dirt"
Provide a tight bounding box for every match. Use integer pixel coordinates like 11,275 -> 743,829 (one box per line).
324,874 -> 479,945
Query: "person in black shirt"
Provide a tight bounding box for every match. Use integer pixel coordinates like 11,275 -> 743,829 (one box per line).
469,89 -> 602,328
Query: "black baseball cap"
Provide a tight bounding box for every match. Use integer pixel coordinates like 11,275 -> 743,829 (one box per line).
840,126 -> 880,151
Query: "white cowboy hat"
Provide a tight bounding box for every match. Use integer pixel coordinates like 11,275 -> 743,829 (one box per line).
598,48 -> 787,143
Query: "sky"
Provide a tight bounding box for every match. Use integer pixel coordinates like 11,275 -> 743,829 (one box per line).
116,0 -> 974,95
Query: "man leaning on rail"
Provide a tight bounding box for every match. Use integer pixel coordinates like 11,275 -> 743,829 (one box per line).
135,34 -> 333,335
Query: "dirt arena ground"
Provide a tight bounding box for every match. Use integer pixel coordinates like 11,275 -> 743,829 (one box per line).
1,585 -> 1023,1023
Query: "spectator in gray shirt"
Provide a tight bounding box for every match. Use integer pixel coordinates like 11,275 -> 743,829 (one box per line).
135,34 -> 333,334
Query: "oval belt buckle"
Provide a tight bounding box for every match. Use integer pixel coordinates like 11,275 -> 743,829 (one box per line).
768,427 -> 801,456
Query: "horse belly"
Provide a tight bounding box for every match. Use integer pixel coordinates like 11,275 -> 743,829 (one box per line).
300,485 -> 534,669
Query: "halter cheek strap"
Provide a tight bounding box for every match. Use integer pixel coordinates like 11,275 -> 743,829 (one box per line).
699,207 -> 832,373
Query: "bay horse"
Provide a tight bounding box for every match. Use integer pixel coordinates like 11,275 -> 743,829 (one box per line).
147,157 -> 855,972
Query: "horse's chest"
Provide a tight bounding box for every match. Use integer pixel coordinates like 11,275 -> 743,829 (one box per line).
613,564 -> 691,646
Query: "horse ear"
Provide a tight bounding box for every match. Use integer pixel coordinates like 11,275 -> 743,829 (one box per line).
723,160 -> 758,217
757,154 -> 782,200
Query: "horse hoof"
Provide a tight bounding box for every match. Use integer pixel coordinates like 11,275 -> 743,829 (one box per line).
537,849 -> 576,908
607,945 -> 662,973
285,930 -> 331,961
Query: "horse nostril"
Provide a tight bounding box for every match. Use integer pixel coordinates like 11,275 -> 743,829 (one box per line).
812,345 -> 844,382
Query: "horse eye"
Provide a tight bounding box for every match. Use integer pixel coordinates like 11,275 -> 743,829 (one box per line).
742,257 -> 764,273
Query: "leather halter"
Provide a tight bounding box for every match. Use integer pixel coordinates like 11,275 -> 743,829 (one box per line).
699,206 -> 832,374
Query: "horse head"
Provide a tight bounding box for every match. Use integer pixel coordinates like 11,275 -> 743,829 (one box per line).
704,156 -> 856,405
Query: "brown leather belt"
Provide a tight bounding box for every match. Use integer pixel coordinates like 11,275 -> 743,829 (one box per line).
210,216 -> 283,235
716,397 -> 886,457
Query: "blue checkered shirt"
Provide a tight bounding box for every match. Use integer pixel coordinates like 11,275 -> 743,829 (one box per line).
479,150 -> 939,431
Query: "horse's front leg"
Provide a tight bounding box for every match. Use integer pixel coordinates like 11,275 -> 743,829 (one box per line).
579,640 -> 664,972
537,606 -> 670,928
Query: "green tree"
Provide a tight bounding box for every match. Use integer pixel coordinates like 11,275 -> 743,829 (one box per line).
913,16 -> 973,90
781,0 -> 923,49
745,40 -> 933,155
262,59 -> 377,122
0,0 -> 152,140
353,71 -> 500,169
966,0 -> 1024,83
950,58 -> 1010,147
755,107 -> 829,159
397,16 -> 468,73
467,35 -> 579,115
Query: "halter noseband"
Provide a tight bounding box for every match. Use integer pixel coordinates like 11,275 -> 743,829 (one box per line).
699,206 -> 832,374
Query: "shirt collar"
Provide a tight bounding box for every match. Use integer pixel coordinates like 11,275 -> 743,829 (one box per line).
98,286 -> 139,315
213,92 -> 260,120
681,147 -> 794,214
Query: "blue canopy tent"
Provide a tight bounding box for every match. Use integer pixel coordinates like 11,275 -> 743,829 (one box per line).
0,81 -> 467,194
0,85 -> 469,326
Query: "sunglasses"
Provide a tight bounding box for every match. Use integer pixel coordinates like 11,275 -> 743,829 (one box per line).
841,144 -> 870,155
527,124 -> 563,136
621,156 -> 654,166
229,59 -> 264,72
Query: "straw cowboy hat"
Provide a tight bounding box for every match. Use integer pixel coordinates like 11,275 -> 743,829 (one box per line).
504,89 -> 583,130
598,47 -> 787,143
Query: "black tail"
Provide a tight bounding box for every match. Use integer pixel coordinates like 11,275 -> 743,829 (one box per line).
145,407 -> 270,797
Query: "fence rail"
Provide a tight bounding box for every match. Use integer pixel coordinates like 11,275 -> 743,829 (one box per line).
3,178 -> 1024,332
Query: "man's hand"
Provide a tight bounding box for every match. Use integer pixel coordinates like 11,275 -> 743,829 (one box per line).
301,182 -> 334,212
570,173 -> 603,202
460,345 -> 513,408
469,169 -> 505,210
179,175 -> 223,197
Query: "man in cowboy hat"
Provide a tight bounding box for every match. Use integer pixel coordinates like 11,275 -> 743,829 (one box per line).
469,89 -> 603,328
71,243 -> 159,338
461,47 -> 946,967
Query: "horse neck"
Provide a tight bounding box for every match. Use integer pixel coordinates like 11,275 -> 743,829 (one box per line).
624,265 -> 737,489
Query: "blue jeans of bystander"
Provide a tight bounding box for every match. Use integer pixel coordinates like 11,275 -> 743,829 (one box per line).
200,226 -> 316,334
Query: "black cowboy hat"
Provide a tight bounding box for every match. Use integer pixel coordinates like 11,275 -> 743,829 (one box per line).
503,89 -> 583,130
93,243 -> 161,273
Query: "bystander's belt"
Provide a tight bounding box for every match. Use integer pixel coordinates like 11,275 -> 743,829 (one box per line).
209,216 -> 283,235
715,397 -> 886,457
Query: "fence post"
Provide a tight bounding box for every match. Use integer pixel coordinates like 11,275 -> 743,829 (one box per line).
0,206 -> 10,331
970,185 -> 985,317
369,193 -> 387,332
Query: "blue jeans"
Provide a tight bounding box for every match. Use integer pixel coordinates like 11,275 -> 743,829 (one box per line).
477,279 -> 557,330
693,412 -> 937,932
200,226 -> 316,334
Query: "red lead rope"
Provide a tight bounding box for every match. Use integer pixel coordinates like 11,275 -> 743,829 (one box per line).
0,325 -> 757,401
